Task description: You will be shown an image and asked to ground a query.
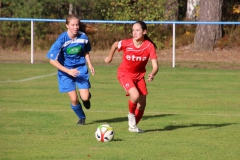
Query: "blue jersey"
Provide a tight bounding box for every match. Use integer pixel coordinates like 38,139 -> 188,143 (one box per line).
46,31 -> 91,68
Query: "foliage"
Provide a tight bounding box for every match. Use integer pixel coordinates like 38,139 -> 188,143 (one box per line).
0,0 -> 240,50
100,0 -> 166,21
175,25 -> 196,48
93,0 -> 168,49
233,5 -> 240,14
217,25 -> 240,48
222,0 -> 240,21
78,0 -> 105,20
0,0 -> 68,49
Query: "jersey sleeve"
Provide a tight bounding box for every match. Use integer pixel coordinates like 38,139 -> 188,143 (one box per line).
85,39 -> 92,53
46,37 -> 64,60
79,32 -> 92,53
117,40 -> 123,52
149,43 -> 158,59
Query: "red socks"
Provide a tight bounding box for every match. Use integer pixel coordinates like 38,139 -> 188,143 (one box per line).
135,108 -> 144,124
128,100 -> 144,124
128,100 -> 137,114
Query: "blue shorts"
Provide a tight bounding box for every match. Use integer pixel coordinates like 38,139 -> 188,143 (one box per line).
57,65 -> 91,93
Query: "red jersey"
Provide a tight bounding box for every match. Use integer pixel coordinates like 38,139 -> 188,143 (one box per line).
117,38 -> 157,80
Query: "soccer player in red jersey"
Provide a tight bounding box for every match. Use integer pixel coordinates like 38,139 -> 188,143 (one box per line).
105,21 -> 159,133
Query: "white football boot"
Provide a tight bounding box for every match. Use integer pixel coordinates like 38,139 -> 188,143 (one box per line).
128,113 -> 144,133
128,127 -> 144,133
128,113 -> 136,128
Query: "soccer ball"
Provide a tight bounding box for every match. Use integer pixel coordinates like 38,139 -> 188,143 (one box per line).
95,124 -> 114,142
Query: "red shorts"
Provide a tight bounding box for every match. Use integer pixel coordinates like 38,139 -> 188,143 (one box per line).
118,75 -> 148,96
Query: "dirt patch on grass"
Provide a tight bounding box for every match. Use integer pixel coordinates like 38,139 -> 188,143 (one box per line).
0,46 -> 239,69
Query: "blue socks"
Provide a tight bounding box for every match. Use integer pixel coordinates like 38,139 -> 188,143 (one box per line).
71,103 -> 85,119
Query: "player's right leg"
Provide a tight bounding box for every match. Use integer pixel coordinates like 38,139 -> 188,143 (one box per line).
127,88 -> 144,133
58,73 -> 86,125
68,90 -> 86,125
75,65 -> 91,109
135,95 -> 146,124
127,87 -> 139,128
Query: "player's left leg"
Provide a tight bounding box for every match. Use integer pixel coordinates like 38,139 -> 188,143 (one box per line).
135,95 -> 146,124
79,89 -> 91,109
135,78 -> 147,124
75,65 -> 91,109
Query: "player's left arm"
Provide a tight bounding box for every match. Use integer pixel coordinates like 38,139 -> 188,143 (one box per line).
85,52 -> 95,75
148,59 -> 158,82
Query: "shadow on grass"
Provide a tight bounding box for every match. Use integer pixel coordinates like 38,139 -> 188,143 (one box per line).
144,123 -> 237,133
112,138 -> 124,142
88,114 -> 237,133
89,114 -> 175,124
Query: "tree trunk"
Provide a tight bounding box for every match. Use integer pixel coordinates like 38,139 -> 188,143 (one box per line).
69,3 -> 77,15
164,0 -> 179,21
186,0 -> 200,21
194,0 -> 223,52
164,0 -> 179,29
69,3 -> 73,15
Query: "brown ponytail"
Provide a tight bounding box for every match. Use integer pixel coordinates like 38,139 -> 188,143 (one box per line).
144,34 -> 157,49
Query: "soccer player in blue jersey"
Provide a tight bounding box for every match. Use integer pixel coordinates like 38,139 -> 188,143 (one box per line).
46,14 -> 95,125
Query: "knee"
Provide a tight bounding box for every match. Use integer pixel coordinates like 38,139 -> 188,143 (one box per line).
128,88 -> 140,103
71,99 -> 79,106
81,92 -> 91,101
130,94 -> 140,103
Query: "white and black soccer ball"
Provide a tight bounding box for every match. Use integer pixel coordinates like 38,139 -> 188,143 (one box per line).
95,124 -> 114,142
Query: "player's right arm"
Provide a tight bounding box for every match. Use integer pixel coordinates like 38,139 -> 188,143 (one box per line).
49,59 -> 79,77
105,41 -> 118,64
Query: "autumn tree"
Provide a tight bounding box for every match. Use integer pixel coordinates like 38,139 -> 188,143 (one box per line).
194,0 -> 223,52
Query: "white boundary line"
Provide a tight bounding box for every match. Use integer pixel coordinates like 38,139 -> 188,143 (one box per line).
0,108 -> 239,117
0,72 -> 56,83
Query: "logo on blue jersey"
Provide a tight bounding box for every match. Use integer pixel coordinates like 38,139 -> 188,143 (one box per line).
66,46 -> 82,55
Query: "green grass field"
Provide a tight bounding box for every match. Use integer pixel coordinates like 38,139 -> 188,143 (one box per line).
0,63 -> 240,160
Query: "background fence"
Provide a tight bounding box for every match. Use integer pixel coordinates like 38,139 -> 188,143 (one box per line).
0,18 -> 240,67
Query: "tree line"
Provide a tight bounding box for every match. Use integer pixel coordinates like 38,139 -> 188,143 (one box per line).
0,0 -> 239,51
